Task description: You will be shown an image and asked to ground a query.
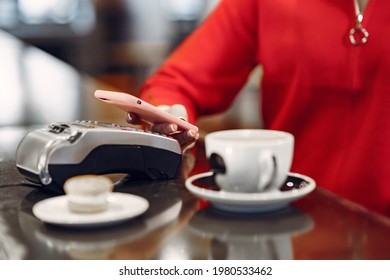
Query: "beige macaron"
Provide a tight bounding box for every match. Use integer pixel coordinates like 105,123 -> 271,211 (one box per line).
64,175 -> 114,213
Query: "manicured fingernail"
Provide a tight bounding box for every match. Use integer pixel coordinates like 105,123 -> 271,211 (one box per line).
168,124 -> 177,133
126,113 -> 132,122
187,130 -> 195,137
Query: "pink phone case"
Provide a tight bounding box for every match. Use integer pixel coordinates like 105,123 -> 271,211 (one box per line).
94,90 -> 199,132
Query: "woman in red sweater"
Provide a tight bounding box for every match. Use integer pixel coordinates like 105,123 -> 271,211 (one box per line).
131,0 -> 390,217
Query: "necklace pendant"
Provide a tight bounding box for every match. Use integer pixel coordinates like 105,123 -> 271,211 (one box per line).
350,0 -> 368,46
349,25 -> 369,46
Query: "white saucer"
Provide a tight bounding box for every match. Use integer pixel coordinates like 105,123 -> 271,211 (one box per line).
32,193 -> 149,228
185,172 -> 316,213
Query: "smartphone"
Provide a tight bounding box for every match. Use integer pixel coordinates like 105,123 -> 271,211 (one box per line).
94,90 -> 199,132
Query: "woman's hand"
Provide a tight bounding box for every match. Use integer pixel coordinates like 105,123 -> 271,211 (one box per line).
126,104 -> 199,152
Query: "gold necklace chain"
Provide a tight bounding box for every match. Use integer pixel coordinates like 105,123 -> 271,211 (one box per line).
349,0 -> 369,46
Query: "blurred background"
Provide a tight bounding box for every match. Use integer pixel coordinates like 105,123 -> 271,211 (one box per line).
0,0 -> 261,131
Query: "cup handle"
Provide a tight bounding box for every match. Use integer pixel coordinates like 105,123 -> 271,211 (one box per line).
257,151 -> 277,191
209,153 -> 226,174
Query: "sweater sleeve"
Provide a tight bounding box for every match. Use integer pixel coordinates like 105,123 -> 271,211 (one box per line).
139,0 -> 258,124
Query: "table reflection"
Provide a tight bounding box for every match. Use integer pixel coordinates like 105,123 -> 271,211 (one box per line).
17,180 -> 183,260
189,207 -> 313,260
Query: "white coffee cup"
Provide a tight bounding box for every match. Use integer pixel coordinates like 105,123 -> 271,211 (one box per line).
205,129 -> 294,193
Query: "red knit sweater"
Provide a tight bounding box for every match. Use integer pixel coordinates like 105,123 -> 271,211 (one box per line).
140,0 -> 390,216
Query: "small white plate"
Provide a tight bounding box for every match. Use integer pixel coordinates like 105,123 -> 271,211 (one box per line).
32,193 -> 149,228
185,172 -> 315,213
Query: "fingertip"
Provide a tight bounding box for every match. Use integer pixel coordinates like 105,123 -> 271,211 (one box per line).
151,123 -> 178,135
187,129 -> 199,140
168,124 -> 178,134
125,112 -> 132,123
187,130 -> 194,137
